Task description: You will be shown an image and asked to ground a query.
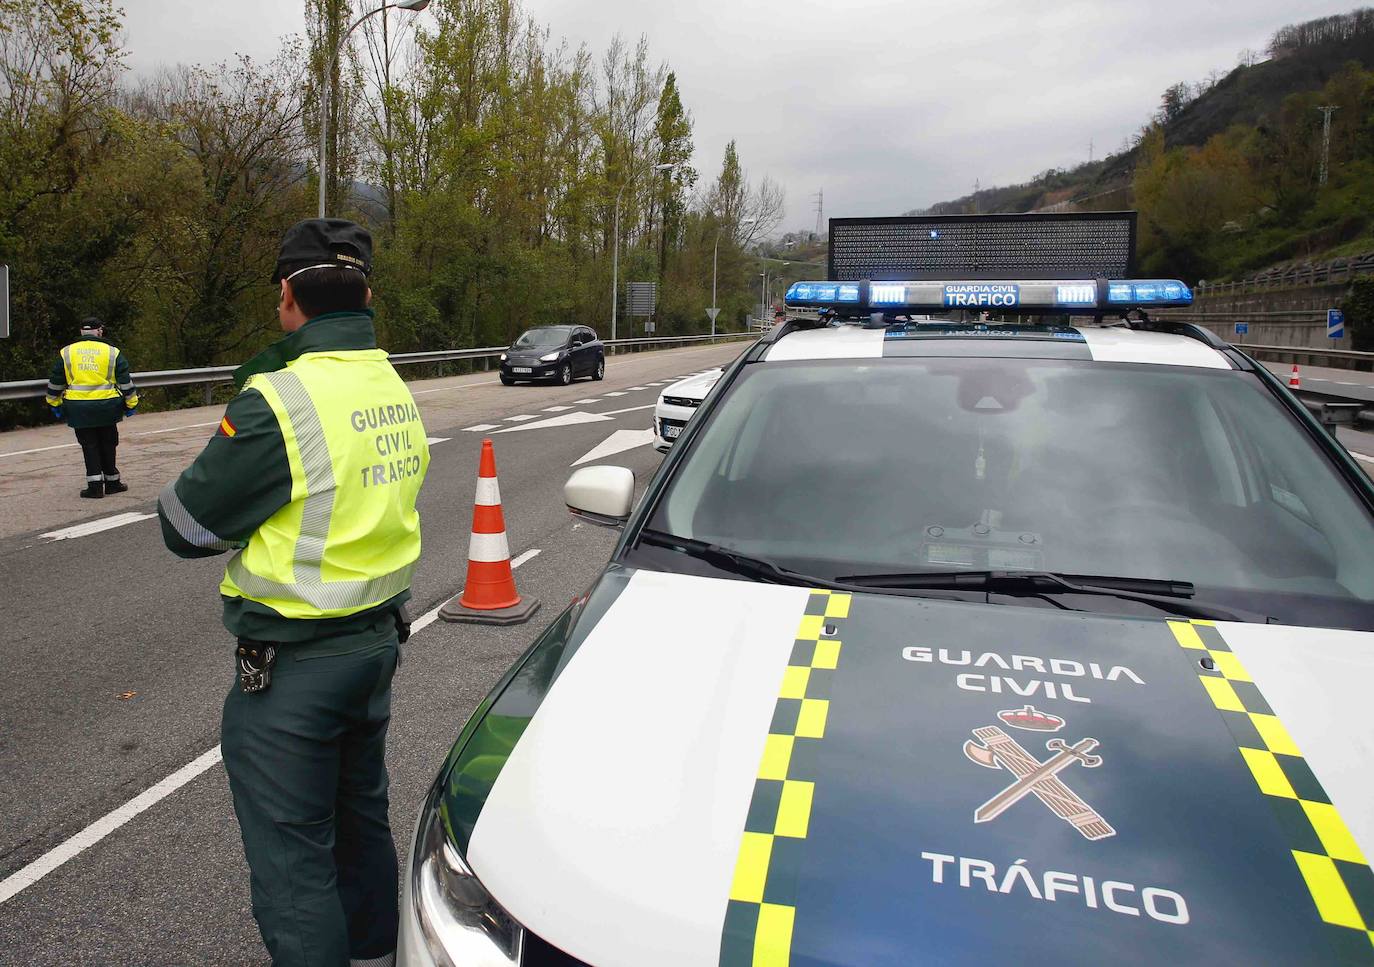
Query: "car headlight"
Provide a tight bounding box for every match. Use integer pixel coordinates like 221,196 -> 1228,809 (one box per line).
410,782 -> 524,966
500,353 -> 508,362
539,352 -> 560,363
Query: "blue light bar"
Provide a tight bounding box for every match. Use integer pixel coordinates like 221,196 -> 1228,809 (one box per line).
1106,280 -> 1192,305
783,278 -> 1193,313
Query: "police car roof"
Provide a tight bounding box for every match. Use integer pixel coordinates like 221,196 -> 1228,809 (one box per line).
762,323 -> 1234,370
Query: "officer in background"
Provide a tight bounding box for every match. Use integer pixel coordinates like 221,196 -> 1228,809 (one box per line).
157,219 -> 430,967
45,317 -> 139,497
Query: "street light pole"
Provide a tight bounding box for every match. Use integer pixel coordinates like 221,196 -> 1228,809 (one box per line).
318,0 -> 430,219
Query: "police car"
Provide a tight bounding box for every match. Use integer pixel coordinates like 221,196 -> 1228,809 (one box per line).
653,369 -> 723,451
400,276 -> 1374,966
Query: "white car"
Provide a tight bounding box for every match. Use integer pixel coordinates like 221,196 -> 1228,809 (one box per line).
653,369 -> 723,451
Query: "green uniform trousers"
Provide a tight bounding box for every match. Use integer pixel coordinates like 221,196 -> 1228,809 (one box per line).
221,635 -> 400,967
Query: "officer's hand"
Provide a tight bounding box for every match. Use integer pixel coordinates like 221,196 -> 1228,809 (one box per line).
50,406 -> 65,423
124,406 -> 137,418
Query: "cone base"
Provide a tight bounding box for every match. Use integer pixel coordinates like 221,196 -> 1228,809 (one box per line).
439,595 -> 541,626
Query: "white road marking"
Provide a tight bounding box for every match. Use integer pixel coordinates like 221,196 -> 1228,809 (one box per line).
572,398 -> 599,404
1352,451 -> 1374,466
133,421 -> 221,438
604,391 -> 627,397
413,379 -> 500,396
40,513 -> 157,542
0,745 -> 225,905
627,386 -> 647,392
599,403 -> 656,416
543,406 -> 572,413
0,547 -> 544,906
0,442 -> 78,458
463,424 -> 500,433
510,548 -> 542,569
496,411 -> 614,434
426,437 -> 451,446
504,414 -> 537,423
572,428 -> 657,466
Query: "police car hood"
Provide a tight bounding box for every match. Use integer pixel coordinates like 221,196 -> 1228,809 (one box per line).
462,568 -> 1374,966
662,368 -> 722,401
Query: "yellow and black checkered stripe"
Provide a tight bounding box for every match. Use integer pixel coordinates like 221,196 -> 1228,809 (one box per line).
1169,620 -> 1374,961
719,590 -> 851,967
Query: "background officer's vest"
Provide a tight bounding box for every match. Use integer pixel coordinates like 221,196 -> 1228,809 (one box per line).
221,349 -> 430,620
60,341 -> 121,400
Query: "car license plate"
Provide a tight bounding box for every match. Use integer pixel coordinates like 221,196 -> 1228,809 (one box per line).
513,367 -> 533,374
662,423 -> 682,439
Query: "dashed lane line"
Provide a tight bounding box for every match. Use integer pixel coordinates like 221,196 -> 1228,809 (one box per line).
599,403 -> 656,416
0,549 -> 541,906
40,513 -> 157,542
462,424 -> 500,433
571,398 -> 600,404
504,415 -> 537,423
426,437 -> 451,446
604,391 -> 627,398
543,406 -> 573,413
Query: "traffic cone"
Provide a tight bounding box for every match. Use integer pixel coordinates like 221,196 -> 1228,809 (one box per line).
440,439 -> 540,626
1288,365 -> 1301,390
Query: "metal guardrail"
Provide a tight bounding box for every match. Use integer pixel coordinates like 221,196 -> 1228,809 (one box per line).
1236,343 -> 1374,364
1198,253 -> 1374,294
0,332 -> 757,403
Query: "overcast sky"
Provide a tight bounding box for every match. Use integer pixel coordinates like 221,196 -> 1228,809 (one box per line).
118,0 -> 1349,232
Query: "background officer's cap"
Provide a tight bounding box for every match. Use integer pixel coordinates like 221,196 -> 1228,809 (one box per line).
273,218 -> 373,283
79,316 -> 104,335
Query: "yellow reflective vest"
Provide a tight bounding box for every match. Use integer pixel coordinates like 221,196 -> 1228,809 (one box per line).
219,348 -> 430,620
57,340 -> 123,400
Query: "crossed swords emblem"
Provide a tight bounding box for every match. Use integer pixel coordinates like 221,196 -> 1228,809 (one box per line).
963,711 -> 1116,841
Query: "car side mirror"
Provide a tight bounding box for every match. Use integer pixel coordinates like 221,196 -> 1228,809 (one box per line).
565,466 -> 635,527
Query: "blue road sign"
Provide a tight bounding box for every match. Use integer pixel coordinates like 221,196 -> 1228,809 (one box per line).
1235,322 -> 1249,336
1328,308 -> 1345,340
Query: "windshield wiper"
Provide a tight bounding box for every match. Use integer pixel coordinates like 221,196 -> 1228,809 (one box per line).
638,529 -> 842,589
833,569 -> 1265,623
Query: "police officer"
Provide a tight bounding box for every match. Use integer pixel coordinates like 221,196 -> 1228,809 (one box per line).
45,317 -> 139,497
157,219 -> 430,967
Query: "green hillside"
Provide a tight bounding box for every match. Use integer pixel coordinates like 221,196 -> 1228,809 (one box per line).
914,9 -> 1374,282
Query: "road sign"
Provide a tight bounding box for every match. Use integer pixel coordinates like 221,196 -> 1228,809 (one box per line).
706,307 -> 720,323
1235,322 -> 1249,336
0,263 -> 8,339
1328,308 -> 1345,340
627,282 -> 657,316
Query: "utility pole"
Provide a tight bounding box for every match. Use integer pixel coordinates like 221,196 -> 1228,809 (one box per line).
1088,137 -> 1094,164
813,189 -> 824,238
1317,105 -> 1338,187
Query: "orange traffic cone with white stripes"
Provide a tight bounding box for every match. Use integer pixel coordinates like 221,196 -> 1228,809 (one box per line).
440,439 -> 540,625
1288,364 -> 1301,390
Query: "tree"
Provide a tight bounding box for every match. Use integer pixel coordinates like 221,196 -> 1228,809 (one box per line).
652,71 -> 695,283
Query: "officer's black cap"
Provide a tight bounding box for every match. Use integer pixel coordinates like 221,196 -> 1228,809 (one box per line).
273,218 -> 373,283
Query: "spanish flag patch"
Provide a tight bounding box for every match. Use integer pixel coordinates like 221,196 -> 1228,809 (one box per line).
218,416 -> 237,438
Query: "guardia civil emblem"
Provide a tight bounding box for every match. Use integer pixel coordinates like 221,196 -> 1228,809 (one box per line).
963,706 -> 1116,841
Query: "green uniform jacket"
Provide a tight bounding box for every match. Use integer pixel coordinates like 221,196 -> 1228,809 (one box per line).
157,311 -> 410,645
48,342 -> 137,429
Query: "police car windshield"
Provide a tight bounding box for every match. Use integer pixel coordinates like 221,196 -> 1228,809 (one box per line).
513,327 -> 570,349
646,357 -> 1374,630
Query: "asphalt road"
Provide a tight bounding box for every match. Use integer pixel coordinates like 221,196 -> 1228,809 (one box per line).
0,341 -> 746,966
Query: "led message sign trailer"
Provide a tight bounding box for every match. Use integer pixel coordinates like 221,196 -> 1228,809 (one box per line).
829,212 -> 1137,282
